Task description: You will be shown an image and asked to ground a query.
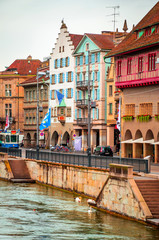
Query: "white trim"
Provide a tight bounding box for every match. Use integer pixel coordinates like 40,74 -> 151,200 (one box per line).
121,139 -> 133,144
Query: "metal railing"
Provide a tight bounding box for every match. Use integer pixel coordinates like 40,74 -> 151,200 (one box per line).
25,150 -> 149,173
0,147 -> 22,157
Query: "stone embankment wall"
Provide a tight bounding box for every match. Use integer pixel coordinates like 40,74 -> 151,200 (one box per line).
0,153 -> 152,222
25,159 -> 109,198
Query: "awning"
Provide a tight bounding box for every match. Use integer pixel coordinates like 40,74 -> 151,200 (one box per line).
133,138 -> 143,143
121,139 -> 133,144
143,139 -> 154,144
152,141 -> 159,145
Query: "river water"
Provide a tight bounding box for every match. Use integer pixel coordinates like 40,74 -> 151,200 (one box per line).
0,181 -> 159,240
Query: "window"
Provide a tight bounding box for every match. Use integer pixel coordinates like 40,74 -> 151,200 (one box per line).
5,84 -> 11,97
138,57 -> 143,73
148,53 -> 156,71
139,103 -> 152,115
67,88 -> 71,98
5,104 -> 12,118
29,116 -> 32,124
59,73 -> 63,83
44,89 -> 47,100
109,85 -> 113,96
127,58 -> 132,75
59,47 -> 61,53
95,71 -> 98,81
67,107 -> 71,117
51,90 -> 56,100
55,59 -> 58,69
29,91 -> 32,101
125,104 -> 135,115
26,91 -> 29,101
33,90 -> 36,100
86,43 -> 89,51
52,74 -> 56,84
117,60 -> 122,76
33,116 -> 36,124
77,56 -> 80,66
95,108 -> 99,119
83,72 -> 86,81
95,89 -> 97,100
40,89 -> 43,100
60,108 -> 65,115
109,103 -> 113,115
66,57 -> 68,67
68,72 -> 72,82
54,107 -> 57,117
62,46 -> 64,52
26,117 -> 29,124
60,58 -> 63,68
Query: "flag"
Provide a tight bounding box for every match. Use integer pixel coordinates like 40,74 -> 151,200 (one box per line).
39,108 -> 51,131
116,101 -> 121,131
4,115 -> 9,130
56,90 -> 64,105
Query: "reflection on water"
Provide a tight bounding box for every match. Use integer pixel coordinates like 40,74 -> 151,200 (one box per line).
0,181 -> 159,240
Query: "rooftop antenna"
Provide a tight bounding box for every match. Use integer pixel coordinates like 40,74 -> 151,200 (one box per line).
106,6 -> 120,41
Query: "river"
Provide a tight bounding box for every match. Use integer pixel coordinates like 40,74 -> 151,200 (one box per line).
0,181 -> 159,240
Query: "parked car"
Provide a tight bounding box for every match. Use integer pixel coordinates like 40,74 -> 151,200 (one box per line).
93,146 -> 113,156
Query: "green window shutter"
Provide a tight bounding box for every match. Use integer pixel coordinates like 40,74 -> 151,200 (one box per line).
68,57 -> 70,66
71,72 -> 73,82
75,109 -> 77,120
97,88 -> 100,100
93,109 -> 95,119
97,108 -> 99,119
55,74 -> 57,84
75,91 -> 77,101
97,71 -> 100,82
50,75 -> 52,84
63,73 -> 65,83
66,89 -> 68,98
71,88 -> 73,98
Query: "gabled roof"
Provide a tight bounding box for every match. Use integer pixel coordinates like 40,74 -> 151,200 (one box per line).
105,2 -> 159,57
85,33 -> 114,50
5,58 -> 41,75
69,34 -> 83,48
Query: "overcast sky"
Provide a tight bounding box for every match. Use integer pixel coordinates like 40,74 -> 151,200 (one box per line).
0,0 -> 158,70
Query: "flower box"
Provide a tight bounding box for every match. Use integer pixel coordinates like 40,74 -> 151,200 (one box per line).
123,115 -> 134,121
155,114 -> 159,120
137,115 -> 151,122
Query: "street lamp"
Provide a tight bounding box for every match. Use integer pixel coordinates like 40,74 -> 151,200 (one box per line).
87,50 -> 91,167
36,69 -> 50,160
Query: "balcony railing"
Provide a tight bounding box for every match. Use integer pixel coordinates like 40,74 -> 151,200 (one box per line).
77,118 -> 89,126
76,99 -> 88,108
76,80 -> 93,90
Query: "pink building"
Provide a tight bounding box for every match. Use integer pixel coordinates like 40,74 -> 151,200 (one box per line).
105,2 -> 159,162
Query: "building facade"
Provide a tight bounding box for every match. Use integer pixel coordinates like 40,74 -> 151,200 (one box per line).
105,2 -> 159,162
49,21 -> 83,147
73,33 -> 114,151
0,56 -> 41,135
21,60 -> 49,148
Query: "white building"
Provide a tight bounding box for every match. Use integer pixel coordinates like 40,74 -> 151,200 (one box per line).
49,21 -> 83,147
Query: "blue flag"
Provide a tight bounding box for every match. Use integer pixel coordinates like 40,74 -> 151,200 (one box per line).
56,90 -> 64,105
39,108 -> 51,131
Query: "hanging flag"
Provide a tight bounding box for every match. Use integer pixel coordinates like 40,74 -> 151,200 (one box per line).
56,90 -> 64,105
4,115 -> 9,131
39,108 -> 51,131
116,101 -> 121,131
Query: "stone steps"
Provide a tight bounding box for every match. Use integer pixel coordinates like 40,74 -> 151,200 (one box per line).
136,180 -> 159,219
8,159 -> 35,183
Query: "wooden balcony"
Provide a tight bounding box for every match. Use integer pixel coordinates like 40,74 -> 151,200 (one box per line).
76,80 -> 93,90
76,99 -> 88,108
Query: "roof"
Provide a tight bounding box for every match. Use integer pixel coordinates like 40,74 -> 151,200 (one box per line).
105,2 -> 159,57
5,58 -> 41,75
85,33 -> 114,50
69,34 -> 83,48
20,75 -> 49,86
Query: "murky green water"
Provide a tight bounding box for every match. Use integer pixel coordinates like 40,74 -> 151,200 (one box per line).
0,181 -> 159,240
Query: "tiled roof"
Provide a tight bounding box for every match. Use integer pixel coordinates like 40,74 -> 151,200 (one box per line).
20,75 -> 49,86
6,59 -> 41,75
69,34 -> 83,48
86,33 -> 114,50
106,2 -> 159,57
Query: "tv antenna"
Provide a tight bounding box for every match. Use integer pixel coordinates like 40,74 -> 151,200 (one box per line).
106,6 -> 120,33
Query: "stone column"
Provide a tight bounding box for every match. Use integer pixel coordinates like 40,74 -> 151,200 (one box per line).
99,129 -> 107,146
107,125 -> 114,148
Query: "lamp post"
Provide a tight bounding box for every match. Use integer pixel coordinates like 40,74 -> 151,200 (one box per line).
87,50 -> 91,167
36,69 -> 50,160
